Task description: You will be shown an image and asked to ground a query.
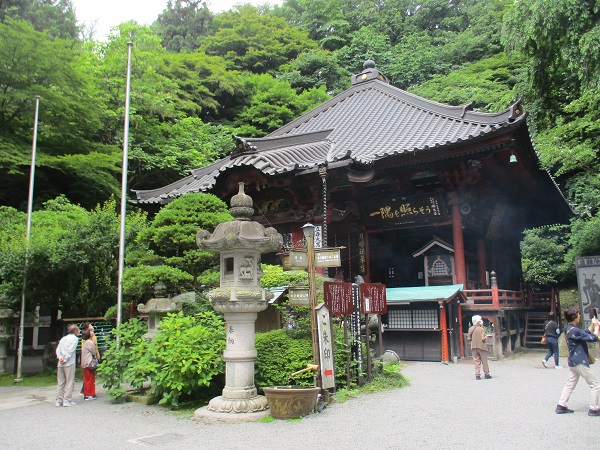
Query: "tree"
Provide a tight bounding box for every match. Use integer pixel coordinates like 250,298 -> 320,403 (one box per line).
137,193 -> 232,289
159,51 -> 244,120
0,19 -> 120,210
0,196 -> 149,317
234,73 -> 329,136
278,49 -> 351,94
200,5 -> 317,75
502,0 -> 600,129
409,53 -> 522,112
153,0 -> 213,52
0,0 -> 79,40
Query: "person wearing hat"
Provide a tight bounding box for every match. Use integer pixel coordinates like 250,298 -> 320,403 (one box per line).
468,315 -> 492,380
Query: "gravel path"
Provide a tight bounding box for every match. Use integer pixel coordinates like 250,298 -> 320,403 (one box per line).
1,350 -> 598,449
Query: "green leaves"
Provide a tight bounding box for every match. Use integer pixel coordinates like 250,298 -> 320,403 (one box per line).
98,312 -> 225,406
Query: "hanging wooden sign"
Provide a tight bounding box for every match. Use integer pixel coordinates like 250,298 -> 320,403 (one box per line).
316,248 -> 341,268
288,250 -> 308,268
288,286 -> 310,306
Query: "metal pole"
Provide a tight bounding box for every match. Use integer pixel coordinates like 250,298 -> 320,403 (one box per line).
15,95 -> 41,383
116,40 -> 133,330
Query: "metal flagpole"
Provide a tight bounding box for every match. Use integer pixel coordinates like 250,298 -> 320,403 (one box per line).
15,95 -> 41,383
116,39 -> 133,330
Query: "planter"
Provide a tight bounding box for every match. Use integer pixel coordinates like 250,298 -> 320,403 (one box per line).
263,386 -> 320,419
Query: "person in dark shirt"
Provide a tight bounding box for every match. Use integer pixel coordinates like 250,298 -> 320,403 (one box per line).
555,307 -> 600,416
542,312 -> 562,369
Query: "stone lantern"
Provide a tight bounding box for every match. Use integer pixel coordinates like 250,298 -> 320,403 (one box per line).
193,182 -> 282,423
137,282 -> 178,340
0,295 -> 15,374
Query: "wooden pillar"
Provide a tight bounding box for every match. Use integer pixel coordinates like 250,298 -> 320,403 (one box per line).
493,313 -> 504,359
439,302 -> 449,362
448,191 -> 467,287
477,236 -> 487,288
458,302 -> 465,357
491,271 -> 500,308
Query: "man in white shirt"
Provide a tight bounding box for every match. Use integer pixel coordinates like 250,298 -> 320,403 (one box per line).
55,324 -> 80,407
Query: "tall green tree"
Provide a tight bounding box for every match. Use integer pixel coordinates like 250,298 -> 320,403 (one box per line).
0,19 -> 119,210
200,5 -> 317,75
153,0 -> 213,52
137,193 -> 232,289
234,73 -> 329,136
0,0 -> 79,40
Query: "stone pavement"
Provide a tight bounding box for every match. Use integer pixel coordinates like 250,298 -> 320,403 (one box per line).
1,350 -> 599,449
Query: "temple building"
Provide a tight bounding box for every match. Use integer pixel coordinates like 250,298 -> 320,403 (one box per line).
134,61 -> 571,362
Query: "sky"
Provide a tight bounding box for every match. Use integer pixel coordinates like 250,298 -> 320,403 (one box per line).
71,0 -> 283,40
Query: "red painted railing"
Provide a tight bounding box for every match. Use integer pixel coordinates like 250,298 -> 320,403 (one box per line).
464,289 -> 554,309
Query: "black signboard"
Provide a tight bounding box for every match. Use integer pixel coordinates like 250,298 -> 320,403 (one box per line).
362,194 -> 447,229
324,282 -> 354,316
359,283 -> 387,314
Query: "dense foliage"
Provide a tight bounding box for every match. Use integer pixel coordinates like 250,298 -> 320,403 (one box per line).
1,0 -> 599,308
98,312 -> 225,407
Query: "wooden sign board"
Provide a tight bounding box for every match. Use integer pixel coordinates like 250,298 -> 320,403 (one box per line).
362,194 -> 446,229
316,248 -> 341,268
323,282 -> 354,316
288,250 -> 308,268
316,303 -> 336,389
359,283 -> 387,314
288,286 -> 310,306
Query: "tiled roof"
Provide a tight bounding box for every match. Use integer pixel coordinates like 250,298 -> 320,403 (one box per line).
134,78 -> 525,204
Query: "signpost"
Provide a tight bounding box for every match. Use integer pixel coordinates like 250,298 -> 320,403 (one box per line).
316,303 -> 336,389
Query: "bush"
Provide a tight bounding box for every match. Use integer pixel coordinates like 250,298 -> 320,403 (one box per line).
255,325 -> 351,389
98,311 -> 225,407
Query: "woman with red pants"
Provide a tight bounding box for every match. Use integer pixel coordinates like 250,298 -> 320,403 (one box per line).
81,328 -> 97,400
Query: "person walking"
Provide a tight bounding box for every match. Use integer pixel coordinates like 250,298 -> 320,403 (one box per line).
80,327 -> 98,401
542,312 -> 562,369
55,324 -> 80,407
468,315 -> 492,380
555,307 -> 600,416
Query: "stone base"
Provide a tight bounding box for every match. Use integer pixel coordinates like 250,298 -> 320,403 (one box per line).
207,394 -> 269,413
126,392 -> 159,405
193,406 -> 271,424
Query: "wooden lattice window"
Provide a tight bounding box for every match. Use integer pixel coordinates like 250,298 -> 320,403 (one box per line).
432,258 -> 449,276
387,306 -> 439,329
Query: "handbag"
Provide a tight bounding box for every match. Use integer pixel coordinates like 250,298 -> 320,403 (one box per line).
88,358 -> 98,371
540,334 -> 546,345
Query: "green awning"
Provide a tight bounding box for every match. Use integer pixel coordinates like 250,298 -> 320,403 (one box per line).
386,284 -> 465,304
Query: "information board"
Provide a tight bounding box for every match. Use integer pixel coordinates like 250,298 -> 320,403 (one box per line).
359,283 -> 387,314
323,282 -> 354,316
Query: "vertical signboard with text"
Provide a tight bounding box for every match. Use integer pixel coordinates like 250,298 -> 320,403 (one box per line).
316,303 -> 335,389
576,256 -> 600,326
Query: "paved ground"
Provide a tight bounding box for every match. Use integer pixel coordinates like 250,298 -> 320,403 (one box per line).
1,350 -> 599,449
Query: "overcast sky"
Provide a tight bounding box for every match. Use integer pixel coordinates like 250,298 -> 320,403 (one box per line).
71,0 -> 283,40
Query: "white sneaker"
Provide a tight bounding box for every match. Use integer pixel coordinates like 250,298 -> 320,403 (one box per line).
55,401 -> 62,407
555,366 -> 563,369
62,401 -> 76,407
542,360 -> 548,368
